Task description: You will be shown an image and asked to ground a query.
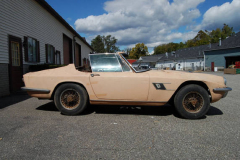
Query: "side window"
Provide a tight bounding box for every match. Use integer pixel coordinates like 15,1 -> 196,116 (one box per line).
116,55 -> 131,72
90,54 -> 122,72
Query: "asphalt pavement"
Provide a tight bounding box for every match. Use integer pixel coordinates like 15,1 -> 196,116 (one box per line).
0,72 -> 239,159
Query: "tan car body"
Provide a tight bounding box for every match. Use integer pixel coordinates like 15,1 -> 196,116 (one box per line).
22,53 -> 228,106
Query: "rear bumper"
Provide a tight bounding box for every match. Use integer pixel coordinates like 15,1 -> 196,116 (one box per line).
213,87 -> 232,98
21,87 -> 50,93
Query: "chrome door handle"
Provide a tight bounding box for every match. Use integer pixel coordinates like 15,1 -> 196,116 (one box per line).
91,74 -> 100,77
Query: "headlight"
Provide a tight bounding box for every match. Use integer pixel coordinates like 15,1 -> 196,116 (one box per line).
224,77 -> 227,85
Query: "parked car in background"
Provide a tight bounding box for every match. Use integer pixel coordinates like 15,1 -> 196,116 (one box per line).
22,52 -> 232,119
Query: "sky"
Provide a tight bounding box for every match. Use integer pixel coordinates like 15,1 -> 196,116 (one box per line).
45,0 -> 240,54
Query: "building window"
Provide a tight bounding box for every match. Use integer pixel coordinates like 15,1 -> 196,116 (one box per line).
11,42 -> 20,66
45,44 -> 55,64
24,36 -> 40,62
55,50 -> 61,65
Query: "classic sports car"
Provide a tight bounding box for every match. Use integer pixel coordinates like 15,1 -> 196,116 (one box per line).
22,52 -> 232,119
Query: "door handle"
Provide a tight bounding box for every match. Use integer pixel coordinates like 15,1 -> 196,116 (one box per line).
91,74 -> 100,77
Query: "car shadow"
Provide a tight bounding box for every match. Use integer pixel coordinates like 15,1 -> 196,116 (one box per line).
88,104 -> 175,116
0,92 -> 31,109
36,102 -> 223,119
36,101 -> 59,112
206,106 -> 223,116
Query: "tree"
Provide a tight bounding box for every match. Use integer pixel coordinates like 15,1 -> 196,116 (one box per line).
91,35 -> 105,53
91,35 -> 119,53
210,28 -> 222,43
129,43 -> 148,59
103,35 -> 120,53
222,24 -> 235,39
192,30 -> 211,46
154,42 -> 180,55
152,24 -> 236,54
123,48 -> 132,58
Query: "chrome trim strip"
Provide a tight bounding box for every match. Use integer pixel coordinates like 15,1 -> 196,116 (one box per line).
213,87 -> 232,92
21,87 -> 50,93
91,100 -> 168,103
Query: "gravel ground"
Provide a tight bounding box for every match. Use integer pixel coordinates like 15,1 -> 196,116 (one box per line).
0,72 -> 239,159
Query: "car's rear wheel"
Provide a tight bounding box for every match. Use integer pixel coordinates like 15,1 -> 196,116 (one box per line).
174,84 -> 210,119
54,83 -> 88,115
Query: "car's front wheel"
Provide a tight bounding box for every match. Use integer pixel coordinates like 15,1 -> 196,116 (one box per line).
54,83 -> 88,115
174,84 -> 210,119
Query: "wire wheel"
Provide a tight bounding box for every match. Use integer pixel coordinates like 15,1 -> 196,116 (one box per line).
182,91 -> 204,113
60,89 -> 81,110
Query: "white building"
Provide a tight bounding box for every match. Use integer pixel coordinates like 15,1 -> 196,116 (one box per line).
155,46 -> 207,71
0,0 -> 93,96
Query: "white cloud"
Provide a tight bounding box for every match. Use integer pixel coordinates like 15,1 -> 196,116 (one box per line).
182,31 -> 198,42
75,0 -> 205,47
196,0 -> 240,31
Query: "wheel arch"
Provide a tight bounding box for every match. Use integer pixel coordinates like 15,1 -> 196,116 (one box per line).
168,80 -> 212,104
50,81 -> 89,100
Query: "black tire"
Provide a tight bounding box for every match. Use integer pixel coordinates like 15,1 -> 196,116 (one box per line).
174,84 -> 210,119
54,83 -> 88,115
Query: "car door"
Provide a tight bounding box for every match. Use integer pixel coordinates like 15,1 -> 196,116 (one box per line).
89,54 -> 149,101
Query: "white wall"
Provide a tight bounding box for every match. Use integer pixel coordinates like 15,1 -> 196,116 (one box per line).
184,59 -> 204,70
0,0 -> 92,65
156,58 -> 204,70
156,61 -> 175,69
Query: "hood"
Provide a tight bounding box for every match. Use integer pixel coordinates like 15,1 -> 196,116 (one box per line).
148,70 -> 225,85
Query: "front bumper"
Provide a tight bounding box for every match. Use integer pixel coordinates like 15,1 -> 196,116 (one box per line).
213,87 -> 232,98
21,87 -> 50,93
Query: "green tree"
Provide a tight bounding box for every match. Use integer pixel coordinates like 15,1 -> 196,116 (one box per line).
192,30 -> 211,46
91,35 -> 120,53
210,28 -> 222,43
123,48 -> 132,58
154,42 -> 181,55
129,43 -> 148,59
222,24 -> 235,39
102,35 -> 119,53
152,24 -> 236,54
91,35 -> 105,53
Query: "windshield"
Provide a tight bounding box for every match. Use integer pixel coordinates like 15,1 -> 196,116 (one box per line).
119,54 -> 151,73
89,54 -> 122,72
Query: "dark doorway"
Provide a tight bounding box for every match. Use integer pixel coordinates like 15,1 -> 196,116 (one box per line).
225,56 -> 240,68
211,62 -> 214,71
8,35 -> 24,92
75,43 -> 81,67
63,34 -> 73,64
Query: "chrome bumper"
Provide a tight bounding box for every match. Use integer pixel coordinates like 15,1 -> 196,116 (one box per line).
21,87 -> 50,93
213,87 -> 232,98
